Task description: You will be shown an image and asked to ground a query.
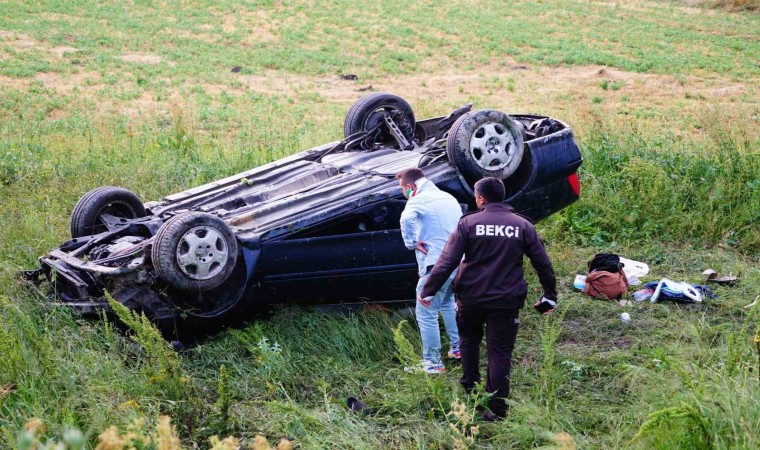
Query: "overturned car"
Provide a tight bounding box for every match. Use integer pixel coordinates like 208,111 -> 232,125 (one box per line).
29,93 -> 582,335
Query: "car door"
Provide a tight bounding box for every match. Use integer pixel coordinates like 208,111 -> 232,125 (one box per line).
255,228 -> 418,305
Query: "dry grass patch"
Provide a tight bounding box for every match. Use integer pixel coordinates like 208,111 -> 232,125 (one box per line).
694,0 -> 760,11
4,62 -> 755,138
120,53 -> 163,65
222,15 -> 237,33
240,10 -> 280,44
0,30 -> 37,49
51,46 -> 78,57
31,71 -> 102,92
0,74 -> 31,89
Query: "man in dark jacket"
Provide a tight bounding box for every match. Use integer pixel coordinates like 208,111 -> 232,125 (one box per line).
420,177 -> 557,420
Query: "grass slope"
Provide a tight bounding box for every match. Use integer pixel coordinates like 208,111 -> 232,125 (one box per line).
0,0 -> 759,448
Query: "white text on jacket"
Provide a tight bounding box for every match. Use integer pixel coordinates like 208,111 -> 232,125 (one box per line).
475,224 -> 520,237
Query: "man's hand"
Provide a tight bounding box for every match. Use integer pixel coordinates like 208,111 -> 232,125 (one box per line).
418,295 -> 433,307
533,298 -> 556,315
415,240 -> 429,255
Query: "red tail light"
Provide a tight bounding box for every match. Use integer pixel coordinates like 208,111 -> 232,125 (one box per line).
567,173 -> 581,196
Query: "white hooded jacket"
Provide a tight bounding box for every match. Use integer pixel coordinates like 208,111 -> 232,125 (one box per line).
399,177 -> 463,276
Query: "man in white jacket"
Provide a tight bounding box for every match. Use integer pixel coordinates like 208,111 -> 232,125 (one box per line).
397,168 -> 462,374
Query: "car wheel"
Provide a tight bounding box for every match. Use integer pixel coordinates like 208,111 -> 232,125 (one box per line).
70,186 -> 147,238
343,92 -> 416,146
446,110 -> 525,183
151,212 -> 238,291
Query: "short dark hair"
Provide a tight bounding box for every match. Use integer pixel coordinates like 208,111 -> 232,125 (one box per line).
474,177 -> 505,203
395,167 -> 425,183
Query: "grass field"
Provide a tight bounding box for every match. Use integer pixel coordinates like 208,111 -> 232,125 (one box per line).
1,0 -> 759,448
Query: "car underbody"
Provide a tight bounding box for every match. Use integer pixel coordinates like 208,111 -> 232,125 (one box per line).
25,94 -> 582,337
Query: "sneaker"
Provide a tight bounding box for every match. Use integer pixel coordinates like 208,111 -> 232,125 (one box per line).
423,362 -> 446,374
447,349 -> 461,360
404,360 -> 446,374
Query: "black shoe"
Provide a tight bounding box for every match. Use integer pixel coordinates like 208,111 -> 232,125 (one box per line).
347,397 -> 374,416
481,411 -> 504,422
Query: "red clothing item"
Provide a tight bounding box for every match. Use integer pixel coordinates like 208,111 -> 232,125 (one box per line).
583,270 -> 628,300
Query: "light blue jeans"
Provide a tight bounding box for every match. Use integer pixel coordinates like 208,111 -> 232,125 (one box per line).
415,269 -> 460,365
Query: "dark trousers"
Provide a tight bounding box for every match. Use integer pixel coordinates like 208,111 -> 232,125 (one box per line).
456,304 -> 520,417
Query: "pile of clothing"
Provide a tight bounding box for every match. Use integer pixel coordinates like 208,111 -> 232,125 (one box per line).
633,279 -> 716,303
583,253 -> 629,300
575,253 -> 715,303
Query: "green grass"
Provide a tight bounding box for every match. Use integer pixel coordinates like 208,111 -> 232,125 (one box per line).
2,247 -> 759,448
0,1 -> 758,80
0,0 -> 759,448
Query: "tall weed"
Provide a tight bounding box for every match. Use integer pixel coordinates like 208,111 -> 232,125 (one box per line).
545,118 -> 760,253
633,402 -> 712,449
106,294 -> 186,401
536,308 -> 567,408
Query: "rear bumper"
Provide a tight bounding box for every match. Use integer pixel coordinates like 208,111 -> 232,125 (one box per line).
511,174 -> 581,223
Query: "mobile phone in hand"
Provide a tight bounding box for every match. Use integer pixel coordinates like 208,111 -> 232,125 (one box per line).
533,297 -> 556,314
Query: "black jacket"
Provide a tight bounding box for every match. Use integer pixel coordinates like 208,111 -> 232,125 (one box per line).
420,202 -> 557,309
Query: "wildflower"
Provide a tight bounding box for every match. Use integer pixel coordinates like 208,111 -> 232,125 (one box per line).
17,418 -> 44,450
119,399 -> 140,410
95,426 -> 128,450
23,418 -> 45,435
155,416 -> 181,450
210,435 -> 240,450
250,435 -> 270,450
554,432 -> 576,450
127,418 -> 150,447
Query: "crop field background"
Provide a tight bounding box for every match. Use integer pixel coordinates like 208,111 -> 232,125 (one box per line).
0,0 -> 758,448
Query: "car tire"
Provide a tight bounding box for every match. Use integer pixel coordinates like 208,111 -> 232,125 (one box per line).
151,212 -> 238,292
343,92 -> 416,146
446,110 -> 525,183
70,186 -> 147,238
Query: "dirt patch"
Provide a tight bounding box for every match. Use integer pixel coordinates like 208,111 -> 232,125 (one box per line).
3,60 -> 755,138
39,12 -> 78,21
28,71 -> 103,93
0,75 -> 30,89
0,30 -> 37,49
222,16 -> 237,33
121,53 -> 163,64
237,74 -> 371,102
121,90 -> 160,116
680,6 -> 706,14
612,338 -> 634,348
52,46 -> 78,57
202,84 -> 235,95
46,108 -> 69,120
230,63 -> 754,118
242,28 -> 278,45
710,86 -> 746,96
169,29 -> 217,43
